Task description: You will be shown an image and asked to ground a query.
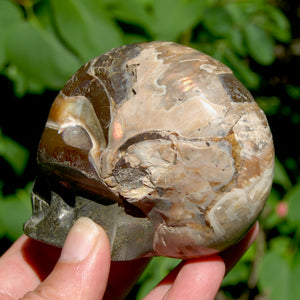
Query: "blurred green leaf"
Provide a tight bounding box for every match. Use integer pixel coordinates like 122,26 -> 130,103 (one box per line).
4,64 -> 45,97
34,0 -> 57,35
6,21 -> 80,91
103,0 -> 152,30
285,157 -> 298,172
229,28 -> 247,57
122,34 -> 149,46
137,257 -> 181,299
0,30 -> 5,70
147,0 -> 208,40
0,0 -> 23,26
0,183 -> 32,240
203,6 -> 233,37
4,65 -> 28,97
273,157 -> 292,190
290,254 -> 300,299
0,129 -> 29,176
0,217 -> 5,238
0,0 -> 24,69
226,2 -> 248,26
286,182 -> 300,225
50,0 -> 123,62
106,0 -> 209,42
259,251 -> 300,300
258,251 -> 290,300
244,23 -> 275,65
286,85 -> 300,100
264,4 -> 291,42
269,236 -> 295,263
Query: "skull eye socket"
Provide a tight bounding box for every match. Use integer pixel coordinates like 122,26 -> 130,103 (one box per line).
61,125 -> 92,150
33,174 -> 52,205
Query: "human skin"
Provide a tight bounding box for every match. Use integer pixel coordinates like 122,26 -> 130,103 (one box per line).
0,218 -> 258,300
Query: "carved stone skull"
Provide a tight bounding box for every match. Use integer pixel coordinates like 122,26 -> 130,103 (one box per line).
24,41 -> 274,261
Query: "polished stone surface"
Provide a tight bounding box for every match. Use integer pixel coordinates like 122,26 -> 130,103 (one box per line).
24,41 -> 274,260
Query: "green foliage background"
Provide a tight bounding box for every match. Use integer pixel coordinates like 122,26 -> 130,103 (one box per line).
0,0 -> 299,299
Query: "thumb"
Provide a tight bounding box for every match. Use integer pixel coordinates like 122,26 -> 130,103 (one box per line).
22,217 -> 111,300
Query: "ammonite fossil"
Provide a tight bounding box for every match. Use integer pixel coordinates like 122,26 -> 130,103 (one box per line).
24,41 -> 274,261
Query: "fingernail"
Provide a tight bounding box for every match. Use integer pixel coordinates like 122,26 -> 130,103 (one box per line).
60,217 -> 100,262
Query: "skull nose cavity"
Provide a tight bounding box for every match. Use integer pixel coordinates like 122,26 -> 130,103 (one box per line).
34,174 -> 76,208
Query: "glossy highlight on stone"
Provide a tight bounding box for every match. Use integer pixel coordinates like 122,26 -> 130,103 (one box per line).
24,41 -> 274,261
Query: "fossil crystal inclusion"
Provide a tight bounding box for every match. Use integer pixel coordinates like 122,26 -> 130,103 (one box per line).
24,41 -> 274,261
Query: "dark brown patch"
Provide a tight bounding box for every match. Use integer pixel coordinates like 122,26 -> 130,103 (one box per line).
62,64 -> 111,142
113,158 -> 147,190
218,73 -> 254,103
119,131 -> 169,152
92,43 -> 145,106
61,43 -> 146,143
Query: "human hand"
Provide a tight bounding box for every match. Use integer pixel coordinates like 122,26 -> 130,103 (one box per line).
143,222 -> 259,300
0,217 -> 258,300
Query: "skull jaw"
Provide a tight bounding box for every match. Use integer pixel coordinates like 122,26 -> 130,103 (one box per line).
23,182 -> 156,261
